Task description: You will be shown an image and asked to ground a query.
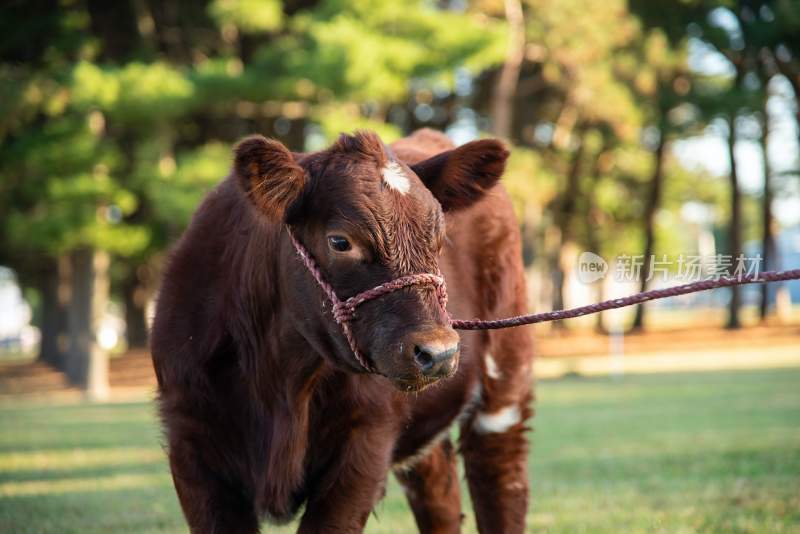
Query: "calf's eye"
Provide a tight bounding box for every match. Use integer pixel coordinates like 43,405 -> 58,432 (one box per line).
328,235 -> 352,252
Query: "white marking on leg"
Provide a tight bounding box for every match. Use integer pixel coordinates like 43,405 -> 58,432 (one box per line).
485,353 -> 502,380
459,382 -> 483,424
505,480 -> 526,491
382,161 -> 410,194
393,382 -> 483,471
474,405 -> 521,434
392,426 -> 451,472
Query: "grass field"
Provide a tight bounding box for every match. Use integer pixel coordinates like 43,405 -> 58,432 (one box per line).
1,367 -> 799,533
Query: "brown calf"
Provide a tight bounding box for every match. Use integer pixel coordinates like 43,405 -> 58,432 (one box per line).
151,128 -> 534,533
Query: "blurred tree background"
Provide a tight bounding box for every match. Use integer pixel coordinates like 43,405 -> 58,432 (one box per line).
1,0 -> 798,396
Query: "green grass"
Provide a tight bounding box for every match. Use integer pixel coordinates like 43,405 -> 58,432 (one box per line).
1,368 -> 799,533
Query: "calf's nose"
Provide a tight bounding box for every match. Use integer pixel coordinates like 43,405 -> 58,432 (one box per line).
407,328 -> 460,378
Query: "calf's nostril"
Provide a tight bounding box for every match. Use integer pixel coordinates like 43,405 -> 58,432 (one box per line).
414,345 -> 435,370
412,341 -> 459,375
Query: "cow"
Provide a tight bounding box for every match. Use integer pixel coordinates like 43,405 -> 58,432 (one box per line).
151,128 -> 534,533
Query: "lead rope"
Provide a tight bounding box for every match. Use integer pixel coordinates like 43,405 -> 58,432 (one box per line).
287,226 -> 800,371
451,268 -> 800,330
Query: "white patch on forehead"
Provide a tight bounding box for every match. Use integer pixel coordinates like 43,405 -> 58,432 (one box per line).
485,353 -> 502,380
382,161 -> 410,194
474,405 -> 520,434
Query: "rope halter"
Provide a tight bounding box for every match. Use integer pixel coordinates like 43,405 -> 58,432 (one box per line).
286,226 -> 448,372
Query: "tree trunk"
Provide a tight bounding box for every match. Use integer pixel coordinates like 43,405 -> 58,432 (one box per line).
37,257 -> 68,369
759,100 -> 774,320
490,0 -> 525,139
726,114 -> 742,329
584,142 -> 612,333
65,248 -> 110,400
123,269 -> 149,349
632,125 -> 667,331
550,129 -> 586,324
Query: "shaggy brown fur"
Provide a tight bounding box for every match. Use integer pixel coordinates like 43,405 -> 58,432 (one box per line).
151,128 -> 534,533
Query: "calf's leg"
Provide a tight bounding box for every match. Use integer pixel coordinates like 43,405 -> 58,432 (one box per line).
299,424 -> 396,533
461,325 -> 533,534
168,438 -> 260,534
395,438 -> 463,534
460,400 -> 531,534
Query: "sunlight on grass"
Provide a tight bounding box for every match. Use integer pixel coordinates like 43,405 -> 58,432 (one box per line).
0,472 -> 170,497
0,447 -> 164,472
0,368 -> 798,533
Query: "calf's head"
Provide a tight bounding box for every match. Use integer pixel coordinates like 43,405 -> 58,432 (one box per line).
235,131 -> 508,391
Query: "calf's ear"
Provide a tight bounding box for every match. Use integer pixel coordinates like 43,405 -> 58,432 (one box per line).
410,139 -> 509,211
234,135 -> 307,222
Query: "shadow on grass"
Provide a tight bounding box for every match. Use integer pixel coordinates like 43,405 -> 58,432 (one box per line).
0,484 -> 184,534
0,458 -> 169,485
